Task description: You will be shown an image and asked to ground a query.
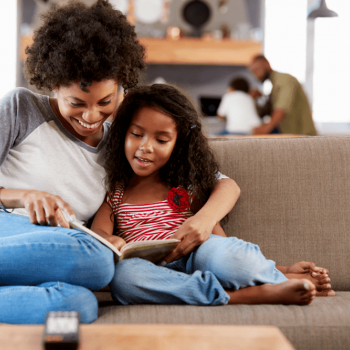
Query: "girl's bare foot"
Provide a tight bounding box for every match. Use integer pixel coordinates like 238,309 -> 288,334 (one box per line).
266,279 -> 316,305
285,272 -> 335,296
278,261 -> 335,296
226,279 -> 316,305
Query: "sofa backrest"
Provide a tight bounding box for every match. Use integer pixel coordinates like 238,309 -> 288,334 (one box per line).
209,136 -> 350,291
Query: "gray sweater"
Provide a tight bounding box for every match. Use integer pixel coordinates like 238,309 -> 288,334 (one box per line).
0,88 -> 110,222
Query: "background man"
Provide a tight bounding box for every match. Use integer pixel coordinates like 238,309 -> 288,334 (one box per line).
249,55 -> 317,136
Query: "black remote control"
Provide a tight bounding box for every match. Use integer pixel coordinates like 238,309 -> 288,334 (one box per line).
43,311 -> 80,350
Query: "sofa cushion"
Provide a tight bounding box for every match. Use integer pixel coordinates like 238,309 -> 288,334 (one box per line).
94,291 -> 350,350
209,136 -> 350,291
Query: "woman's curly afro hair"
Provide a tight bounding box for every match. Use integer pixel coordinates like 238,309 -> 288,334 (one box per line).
24,0 -> 145,92
105,84 -> 220,209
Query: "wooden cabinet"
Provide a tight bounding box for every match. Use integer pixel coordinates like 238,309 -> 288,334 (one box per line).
21,36 -> 262,65
139,38 -> 262,65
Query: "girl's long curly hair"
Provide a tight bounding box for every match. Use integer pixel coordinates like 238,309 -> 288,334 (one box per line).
24,0 -> 145,92
104,84 -> 220,209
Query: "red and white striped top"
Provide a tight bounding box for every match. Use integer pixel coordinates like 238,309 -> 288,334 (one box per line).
107,185 -> 193,243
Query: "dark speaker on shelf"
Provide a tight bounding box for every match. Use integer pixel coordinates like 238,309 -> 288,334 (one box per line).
182,0 -> 211,37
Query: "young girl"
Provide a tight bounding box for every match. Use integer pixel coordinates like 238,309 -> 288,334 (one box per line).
92,84 -> 334,306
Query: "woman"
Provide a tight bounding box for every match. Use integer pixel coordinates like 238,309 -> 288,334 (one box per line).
0,0 -> 239,324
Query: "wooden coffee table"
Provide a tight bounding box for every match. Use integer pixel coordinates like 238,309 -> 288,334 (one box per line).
0,324 -> 295,350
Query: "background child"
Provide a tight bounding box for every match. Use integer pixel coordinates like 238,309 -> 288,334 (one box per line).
92,84 -> 333,306
217,77 -> 261,135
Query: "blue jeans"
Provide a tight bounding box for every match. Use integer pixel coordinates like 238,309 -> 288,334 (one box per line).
0,212 -> 114,324
110,235 -> 288,305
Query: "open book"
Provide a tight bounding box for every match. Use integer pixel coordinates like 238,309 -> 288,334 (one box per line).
69,220 -> 180,264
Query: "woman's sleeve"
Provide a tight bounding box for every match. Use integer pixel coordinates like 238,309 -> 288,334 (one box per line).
0,88 -> 46,168
0,90 -> 20,166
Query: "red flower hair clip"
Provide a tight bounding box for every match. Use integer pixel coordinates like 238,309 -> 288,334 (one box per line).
167,187 -> 190,212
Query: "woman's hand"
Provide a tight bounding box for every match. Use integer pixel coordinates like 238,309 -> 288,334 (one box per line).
21,190 -> 75,228
163,212 -> 216,264
163,178 -> 240,264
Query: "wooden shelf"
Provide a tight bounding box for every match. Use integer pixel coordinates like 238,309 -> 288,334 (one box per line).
139,38 -> 262,66
20,36 -> 262,66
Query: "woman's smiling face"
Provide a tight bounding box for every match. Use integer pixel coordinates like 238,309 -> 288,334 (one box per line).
53,79 -> 119,146
124,106 -> 178,179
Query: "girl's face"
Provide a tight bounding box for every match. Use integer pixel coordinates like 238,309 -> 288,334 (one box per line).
124,106 -> 178,179
52,79 -> 119,146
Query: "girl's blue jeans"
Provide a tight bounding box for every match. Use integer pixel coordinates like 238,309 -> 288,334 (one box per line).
110,234 -> 288,305
0,212 -> 114,324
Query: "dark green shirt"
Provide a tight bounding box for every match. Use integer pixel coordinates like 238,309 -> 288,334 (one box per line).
270,71 -> 317,135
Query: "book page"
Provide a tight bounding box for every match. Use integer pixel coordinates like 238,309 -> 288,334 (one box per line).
120,240 -> 180,264
120,238 -> 180,252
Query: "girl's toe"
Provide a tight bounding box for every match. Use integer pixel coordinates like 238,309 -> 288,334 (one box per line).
316,289 -> 335,297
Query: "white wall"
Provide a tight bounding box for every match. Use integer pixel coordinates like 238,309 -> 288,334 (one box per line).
264,0 -> 307,84
0,2 -> 17,99
313,0 -> 350,123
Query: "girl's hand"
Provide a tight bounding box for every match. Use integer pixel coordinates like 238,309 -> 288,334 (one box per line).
21,190 -> 75,228
163,212 -> 215,264
107,235 -> 126,250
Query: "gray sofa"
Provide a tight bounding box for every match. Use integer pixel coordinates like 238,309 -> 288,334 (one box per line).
94,136 -> 350,350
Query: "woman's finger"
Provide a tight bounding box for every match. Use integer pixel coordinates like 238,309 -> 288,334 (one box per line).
25,201 -> 38,224
50,198 -> 76,227
172,223 -> 189,241
42,197 -> 59,226
56,208 -> 70,228
47,214 -> 58,227
163,239 -> 187,263
58,200 -> 75,221
34,201 -> 47,225
164,235 -> 200,263
44,206 -> 59,227
180,236 -> 203,257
